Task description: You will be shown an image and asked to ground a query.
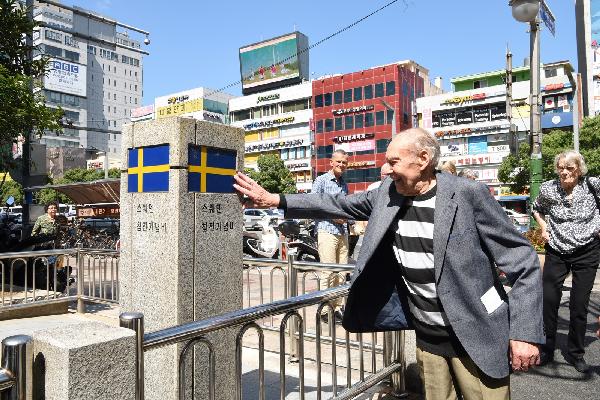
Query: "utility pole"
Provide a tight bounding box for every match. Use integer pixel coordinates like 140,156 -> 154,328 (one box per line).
22,0 -> 34,237
505,46 -> 518,155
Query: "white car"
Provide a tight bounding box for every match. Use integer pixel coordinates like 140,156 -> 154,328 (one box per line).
504,209 -> 529,225
243,209 -> 283,230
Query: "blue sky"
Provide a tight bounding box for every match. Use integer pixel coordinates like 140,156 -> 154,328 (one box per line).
67,0 -> 576,105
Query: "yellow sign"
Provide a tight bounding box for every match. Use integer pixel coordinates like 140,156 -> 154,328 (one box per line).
156,98 -> 203,119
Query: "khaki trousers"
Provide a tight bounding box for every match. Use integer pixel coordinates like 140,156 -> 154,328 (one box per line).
416,347 -> 510,400
317,230 -> 348,309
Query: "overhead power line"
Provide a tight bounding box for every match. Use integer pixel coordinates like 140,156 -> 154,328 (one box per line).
207,0 -> 408,96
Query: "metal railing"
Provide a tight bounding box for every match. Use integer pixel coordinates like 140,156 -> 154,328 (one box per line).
121,256 -> 408,400
0,335 -> 31,399
0,248 -> 119,313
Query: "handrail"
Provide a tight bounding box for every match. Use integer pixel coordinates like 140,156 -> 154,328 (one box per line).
0,249 -> 77,260
243,256 -> 355,273
144,285 -> 350,350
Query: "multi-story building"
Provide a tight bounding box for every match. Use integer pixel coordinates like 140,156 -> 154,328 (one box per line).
312,60 -> 434,193
416,60 -> 576,196
33,0 -> 149,163
229,82 -> 313,192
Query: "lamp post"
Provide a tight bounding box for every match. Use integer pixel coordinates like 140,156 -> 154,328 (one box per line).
510,0 -> 542,226
380,99 -> 397,138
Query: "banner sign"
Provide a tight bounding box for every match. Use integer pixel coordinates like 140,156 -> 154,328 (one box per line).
44,59 -> 86,97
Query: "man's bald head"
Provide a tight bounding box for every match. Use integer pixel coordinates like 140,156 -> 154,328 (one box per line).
389,128 -> 440,173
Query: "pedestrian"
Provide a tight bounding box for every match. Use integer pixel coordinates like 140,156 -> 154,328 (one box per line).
310,149 -> 350,321
31,202 -> 59,238
532,150 -> 600,373
234,128 -> 543,399
438,160 -> 457,175
458,168 -> 478,180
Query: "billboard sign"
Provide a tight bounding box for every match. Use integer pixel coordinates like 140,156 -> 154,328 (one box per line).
155,88 -> 204,120
44,59 -> 86,97
239,32 -> 308,94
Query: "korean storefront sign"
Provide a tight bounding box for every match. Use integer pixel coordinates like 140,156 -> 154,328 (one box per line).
245,137 -> 305,153
333,133 -> 375,143
332,105 -> 374,116
243,116 -> 295,131
441,93 -> 486,106
334,140 -> 375,153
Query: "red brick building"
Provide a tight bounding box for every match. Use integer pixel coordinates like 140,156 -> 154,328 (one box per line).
312,61 -> 428,193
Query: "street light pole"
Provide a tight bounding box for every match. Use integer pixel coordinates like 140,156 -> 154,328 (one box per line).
529,17 -> 543,207
103,151 -> 109,179
510,0 -> 543,227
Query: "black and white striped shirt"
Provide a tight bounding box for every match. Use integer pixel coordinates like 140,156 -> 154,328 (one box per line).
390,186 -> 464,357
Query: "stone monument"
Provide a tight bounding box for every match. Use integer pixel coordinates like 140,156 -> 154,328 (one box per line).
119,117 -> 244,400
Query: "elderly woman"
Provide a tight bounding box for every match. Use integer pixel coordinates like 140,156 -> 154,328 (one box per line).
533,150 -> 600,373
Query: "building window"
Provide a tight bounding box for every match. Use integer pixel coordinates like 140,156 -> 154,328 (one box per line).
344,89 -> 352,103
113,93 -> 116,100
344,115 -> 353,129
315,94 -> 323,108
335,117 -> 343,131
403,112 -> 409,124
325,118 -> 333,132
355,114 -> 364,129
364,85 -> 373,99
87,45 -> 96,54
545,68 -> 558,78
316,120 -> 324,133
45,29 -> 62,42
376,139 -> 389,153
281,148 -> 289,160
324,93 -> 332,106
64,35 -> 78,47
365,112 -> 374,127
353,87 -> 363,101
135,98 -> 138,104
386,81 -> 396,96
334,91 -> 342,104
44,44 -> 62,57
473,79 -> 487,89
375,111 -> 385,126
375,83 -> 384,98
135,84 -> 138,91
387,109 -> 394,124
114,80 -> 116,87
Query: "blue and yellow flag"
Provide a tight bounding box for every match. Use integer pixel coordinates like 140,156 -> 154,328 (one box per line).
188,145 -> 237,193
127,145 -> 170,192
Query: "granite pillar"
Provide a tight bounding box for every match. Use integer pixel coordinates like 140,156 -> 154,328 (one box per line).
32,322 -> 136,400
120,117 -> 244,400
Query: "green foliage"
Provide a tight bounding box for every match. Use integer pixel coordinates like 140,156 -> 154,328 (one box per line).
0,179 -> 23,205
0,0 -> 64,181
247,154 -> 297,194
35,168 -> 121,204
498,115 -> 600,192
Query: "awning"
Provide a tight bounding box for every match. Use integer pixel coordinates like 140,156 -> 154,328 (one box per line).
25,179 -> 120,205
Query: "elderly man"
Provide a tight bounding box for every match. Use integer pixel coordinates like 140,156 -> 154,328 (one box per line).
234,128 -> 543,399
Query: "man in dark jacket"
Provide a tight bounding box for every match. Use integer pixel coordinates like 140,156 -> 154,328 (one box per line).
234,128 -> 543,399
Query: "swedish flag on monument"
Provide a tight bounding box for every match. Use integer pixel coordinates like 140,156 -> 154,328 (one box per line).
188,145 -> 237,193
127,145 -> 170,192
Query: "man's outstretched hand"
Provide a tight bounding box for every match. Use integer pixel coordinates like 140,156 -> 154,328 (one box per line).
233,172 -> 280,209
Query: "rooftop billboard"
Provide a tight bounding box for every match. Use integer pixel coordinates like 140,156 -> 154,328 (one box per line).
239,32 -> 309,95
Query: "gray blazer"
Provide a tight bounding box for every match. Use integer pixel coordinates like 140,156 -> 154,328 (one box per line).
284,172 -> 544,379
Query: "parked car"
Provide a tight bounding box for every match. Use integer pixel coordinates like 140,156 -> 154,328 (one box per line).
243,209 -> 283,230
504,209 -> 529,225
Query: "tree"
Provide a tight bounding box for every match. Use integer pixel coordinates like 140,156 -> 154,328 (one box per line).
498,115 -> 600,192
0,179 -> 23,205
0,0 -> 64,188
247,154 -> 297,194
35,168 -> 121,204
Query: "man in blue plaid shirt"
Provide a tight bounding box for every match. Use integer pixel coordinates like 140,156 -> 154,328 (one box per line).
312,149 -> 349,318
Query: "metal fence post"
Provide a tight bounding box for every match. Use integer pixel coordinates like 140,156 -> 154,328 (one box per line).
1,334 -> 31,400
390,331 -> 408,398
76,245 -> 85,313
120,312 -> 145,400
287,254 -> 299,362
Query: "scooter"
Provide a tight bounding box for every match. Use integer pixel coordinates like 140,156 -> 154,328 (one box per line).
278,220 -> 319,262
243,218 -> 280,259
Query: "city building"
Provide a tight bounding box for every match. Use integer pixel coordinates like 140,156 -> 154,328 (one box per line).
312,60 -> 435,193
32,0 -> 149,164
416,60 -> 577,197
229,82 -> 313,192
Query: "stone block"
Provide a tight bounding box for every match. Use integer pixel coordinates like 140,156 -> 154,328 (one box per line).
32,322 -> 136,400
